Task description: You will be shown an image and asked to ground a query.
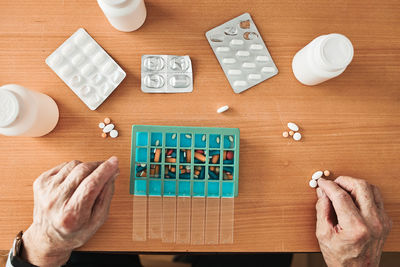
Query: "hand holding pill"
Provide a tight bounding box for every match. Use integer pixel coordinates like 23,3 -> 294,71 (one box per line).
315,177 -> 392,267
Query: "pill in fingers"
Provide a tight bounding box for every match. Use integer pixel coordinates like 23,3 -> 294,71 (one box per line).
309,179 -> 318,188
104,117 -> 111,124
324,170 -> 330,177
312,171 -> 323,180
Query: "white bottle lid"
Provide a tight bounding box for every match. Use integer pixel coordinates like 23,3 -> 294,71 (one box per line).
101,0 -> 128,6
318,34 -> 354,72
0,89 -> 20,128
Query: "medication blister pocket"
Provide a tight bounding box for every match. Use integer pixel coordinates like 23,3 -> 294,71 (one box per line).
46,28 -> 126,110
141,55 -> 193,93
206,13 -> 278,94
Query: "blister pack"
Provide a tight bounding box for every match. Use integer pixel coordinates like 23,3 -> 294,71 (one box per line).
46,28 -> 126,110
206,13 -> 278,94
141,55 -> 193,93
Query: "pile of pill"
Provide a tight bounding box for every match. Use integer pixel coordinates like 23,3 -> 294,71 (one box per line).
282,122 -> 302,141
309,170 -> 330,188
98,117 -> 119,138
136,134 -> 235,180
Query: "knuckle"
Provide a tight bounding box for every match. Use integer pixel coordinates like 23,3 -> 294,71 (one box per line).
69,160 -> 82,169
333,190 -> 350,201
73,163 -> 91,176
352,224 -> 370,242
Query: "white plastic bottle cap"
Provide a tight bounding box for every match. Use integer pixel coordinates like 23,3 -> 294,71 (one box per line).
0,89 -> 20,128
319,34 -> 354,72
102,0 -> 127,6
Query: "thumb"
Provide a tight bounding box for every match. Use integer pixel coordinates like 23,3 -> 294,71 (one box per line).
315,188 -> 334,240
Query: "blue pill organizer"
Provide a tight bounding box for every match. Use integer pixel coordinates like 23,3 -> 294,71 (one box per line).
130,125 -> 240,198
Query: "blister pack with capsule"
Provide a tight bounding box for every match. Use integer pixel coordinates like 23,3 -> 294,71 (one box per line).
206,13 -> 278,94
141,55 -> 193,93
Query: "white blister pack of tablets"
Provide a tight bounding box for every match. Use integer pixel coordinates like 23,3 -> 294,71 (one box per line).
206,13 -> 278,94
46,28 -> 126,110
141,55 -> 193,93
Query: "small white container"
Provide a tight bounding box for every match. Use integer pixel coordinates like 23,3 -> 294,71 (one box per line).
97,0 -> 147,32
292,33 -> 354,86
0,84 -> 59,137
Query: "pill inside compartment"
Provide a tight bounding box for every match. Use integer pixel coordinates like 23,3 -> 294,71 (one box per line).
178,165 -> 192,179
180,133 -> 192,147
179,149 -> 192,164
143,56 -> 165,71
143,74 -> 165,89
169,56 -> 189,71
194,165 -> 206,179
169,74 -> 191,88
135,163 -> 148,178
165,149 -> 177,164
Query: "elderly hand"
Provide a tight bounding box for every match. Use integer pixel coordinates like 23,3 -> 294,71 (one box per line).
316,176 -> 392,267
20,156 -> 119,267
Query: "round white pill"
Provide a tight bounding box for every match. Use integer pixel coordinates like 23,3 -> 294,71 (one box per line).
312,171 -> 323,180
309,179 -> 318,188
287,122 -> 299,132
99,122 -> 105,129
293,132 -> 302,141
110,129 -> 118,138
103,123 -> 114,133
217,105 -> 229,113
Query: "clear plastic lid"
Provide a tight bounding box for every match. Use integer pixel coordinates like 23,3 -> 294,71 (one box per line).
0,89 -> 20,128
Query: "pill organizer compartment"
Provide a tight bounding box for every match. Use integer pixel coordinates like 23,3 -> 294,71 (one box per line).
46,28 -> 126,110
141,55 -> 193,93
206,13 -> 278,94
130,125 -> 240,198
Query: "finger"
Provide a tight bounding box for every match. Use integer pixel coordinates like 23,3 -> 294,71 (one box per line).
315,188 -> 334,240
52,160 -> 82,184
41,162 -> 68,178
371,185 -> 384,211
334,176 -> 379,217
318,178 -> 363,228
90,178 -> 115,228
68,156 -> 119,213
60,161 -> 103,198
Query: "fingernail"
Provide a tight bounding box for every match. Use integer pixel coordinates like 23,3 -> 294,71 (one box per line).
108,156 -> 119,165
316,188 -> 324,198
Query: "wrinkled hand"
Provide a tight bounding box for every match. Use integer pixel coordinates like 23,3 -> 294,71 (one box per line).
316,176 -> 392,267
21,156 -> 119,267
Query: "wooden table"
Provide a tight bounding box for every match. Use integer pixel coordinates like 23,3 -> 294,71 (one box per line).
0,0 -> 399,252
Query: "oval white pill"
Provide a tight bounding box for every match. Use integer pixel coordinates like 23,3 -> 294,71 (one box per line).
202,134 -> 206,141
185,134 -> 192,139
172,133 -> 177,139
309,179 -> 318,188
99,122 -> 105,129
217,105 -> 229,113
312,171 -> 323,180
293,132 -> 302,141
155,140 -> 160,146
103,123 -> 114,133
110,129 -> 118,138
287,122 -> 299,132
229,135 -> 234,142
216,137 -> 220,144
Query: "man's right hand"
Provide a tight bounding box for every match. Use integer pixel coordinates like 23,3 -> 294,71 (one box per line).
21,156 -> 119,267
316,176 -> 392,267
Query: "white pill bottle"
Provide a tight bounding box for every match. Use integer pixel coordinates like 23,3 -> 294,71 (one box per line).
97,0 -> 147,32
292,33 -> 354,86
0,84 -> 59,137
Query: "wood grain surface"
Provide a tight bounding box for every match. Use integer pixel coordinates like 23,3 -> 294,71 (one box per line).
0,0 -> 399,252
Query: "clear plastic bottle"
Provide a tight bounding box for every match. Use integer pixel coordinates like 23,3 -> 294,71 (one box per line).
292,33 -> 354,86
97,0 -> 147,32
0,84 -> 59,137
